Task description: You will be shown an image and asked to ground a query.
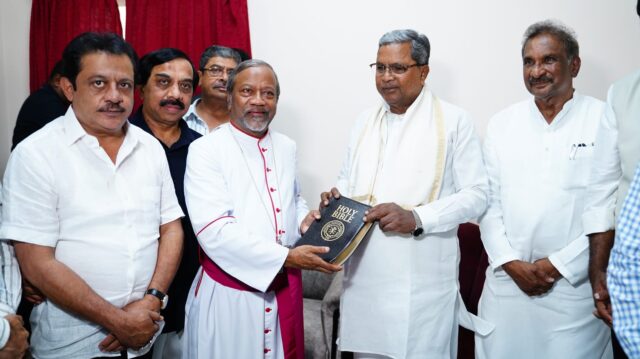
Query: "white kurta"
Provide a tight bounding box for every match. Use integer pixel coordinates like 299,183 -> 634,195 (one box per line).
337,93 -> 490,359
477,93 -> 612,359
183,123 -> 308,359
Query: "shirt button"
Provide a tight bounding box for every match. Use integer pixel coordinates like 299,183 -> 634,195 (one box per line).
270,188 -> 276,192
266,168 -> 271,172
262,148 -> 267,152
276,208 -> 281,213
264,329 -> 271,334
264,348 -> 271,353
265,307 -> 272,313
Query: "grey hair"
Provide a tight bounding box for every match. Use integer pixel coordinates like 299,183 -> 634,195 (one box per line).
379,29 -> 431,65
522,20 -> 579,60
199,45 -> 242,70
226,59 -> 280,98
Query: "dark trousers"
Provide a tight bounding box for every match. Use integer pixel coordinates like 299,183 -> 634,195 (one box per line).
613,329 -> 629,359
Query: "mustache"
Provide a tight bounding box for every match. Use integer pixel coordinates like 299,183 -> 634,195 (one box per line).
160,98 -> 185,110
529,76 -> 552,85
213,80 -> 227,89
98,103 -> 126,112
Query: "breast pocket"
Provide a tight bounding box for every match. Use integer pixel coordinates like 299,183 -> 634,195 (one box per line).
136,185 -> 162,228
562,146 -> 594,189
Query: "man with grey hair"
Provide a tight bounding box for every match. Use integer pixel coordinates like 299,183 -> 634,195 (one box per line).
184,45 -> 242,134
476,20 -> 612,358
322,29 -> 490,358
182,59 -> 341,358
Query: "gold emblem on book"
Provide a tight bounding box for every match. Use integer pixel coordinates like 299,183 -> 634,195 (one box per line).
321,220 -> 345,242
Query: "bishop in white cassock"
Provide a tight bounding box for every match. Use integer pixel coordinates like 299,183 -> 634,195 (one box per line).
324,29 -> 491,359
476,21 -> 612,359
183,60 -> 341,359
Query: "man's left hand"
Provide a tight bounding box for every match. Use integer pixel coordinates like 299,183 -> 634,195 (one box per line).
99,296 -> 162,352
300,210 -> 321,235
533,258 -> 562,284
363,203 -> 416,234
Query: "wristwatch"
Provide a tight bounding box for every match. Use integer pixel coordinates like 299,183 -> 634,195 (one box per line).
411,209 -> 424,237
146,288 -> 169,310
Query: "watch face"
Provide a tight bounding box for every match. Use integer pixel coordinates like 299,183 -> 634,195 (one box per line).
161,296 -> 169,310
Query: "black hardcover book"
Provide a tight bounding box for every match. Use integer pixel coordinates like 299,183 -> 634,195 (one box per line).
296,196 -> 374,265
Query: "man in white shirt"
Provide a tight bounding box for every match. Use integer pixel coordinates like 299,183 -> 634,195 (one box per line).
0,32 -> 184,359
323,29 -> 490,359
0,184 -> 28,359
184,46 -> 241,134
476,20 -> 612,358
183,59 -> 341,358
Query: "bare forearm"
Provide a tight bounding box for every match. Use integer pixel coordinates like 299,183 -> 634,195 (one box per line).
147,219 -> 183,292
588,230 -> 615,279
13,243 -> 123,333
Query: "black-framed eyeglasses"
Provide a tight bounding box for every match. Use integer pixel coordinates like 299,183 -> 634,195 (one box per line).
201,65 -> 235,78
369,62 -> 423,75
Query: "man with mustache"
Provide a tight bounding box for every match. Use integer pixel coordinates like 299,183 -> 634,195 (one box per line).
128,48 -> 201,359
323,29 -> 490,358
182,59 -> 341,358
476,20 -> 612,358
184,46 -> 241,134
0,32 -> 184,358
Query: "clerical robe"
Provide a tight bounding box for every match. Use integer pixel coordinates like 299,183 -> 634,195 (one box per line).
337,88 -> 491,359
183,123 -> 308,359
477,93 -> 612,359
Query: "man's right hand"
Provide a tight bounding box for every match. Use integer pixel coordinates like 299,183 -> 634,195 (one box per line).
285,246 -> 342,273
319,188 -> 341,209
502,260 -> 554,296
590,270 -> 612,327
0,314 -> 29,359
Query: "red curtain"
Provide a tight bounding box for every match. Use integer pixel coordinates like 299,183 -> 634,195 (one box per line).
125,0 -> 252,69
29,0 -> 123,92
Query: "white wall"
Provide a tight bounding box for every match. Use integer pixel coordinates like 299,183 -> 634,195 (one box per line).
247,0 -> 640,203
0,0 -> 31,176
1,1 -> 639,203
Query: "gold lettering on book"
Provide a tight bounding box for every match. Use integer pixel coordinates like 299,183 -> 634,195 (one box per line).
330,205 -> 358,224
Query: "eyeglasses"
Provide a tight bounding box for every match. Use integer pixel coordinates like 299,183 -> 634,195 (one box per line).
369,62 -> 423,75
201,65 -> 235,78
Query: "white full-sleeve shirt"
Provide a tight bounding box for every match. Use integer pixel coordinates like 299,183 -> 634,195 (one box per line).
480,93 -> 605,287
0,107 -> 183,359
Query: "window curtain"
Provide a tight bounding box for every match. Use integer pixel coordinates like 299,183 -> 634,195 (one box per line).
125,0 -> 252,69
29,0 -> 123,92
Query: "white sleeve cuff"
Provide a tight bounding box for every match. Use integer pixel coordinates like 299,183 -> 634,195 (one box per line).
413,205 -> 438,232
0,318 -> 9,350
490,253 -> 521,270
582,209 -> 615,236
547,254 -> 576,285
